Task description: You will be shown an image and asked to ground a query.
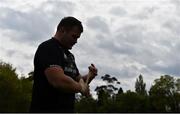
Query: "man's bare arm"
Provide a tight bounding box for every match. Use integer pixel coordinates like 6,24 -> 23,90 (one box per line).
76,74 -> 93,84
45,66 -> 82,93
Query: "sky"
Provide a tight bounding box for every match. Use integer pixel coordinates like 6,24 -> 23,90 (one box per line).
0,0 -> 180,96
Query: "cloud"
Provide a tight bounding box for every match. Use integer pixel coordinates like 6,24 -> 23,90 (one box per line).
86,16 -> 110,34
109,6 -> 128,16
97,23 -> 148,58
0,7 -> 49,44
75,0 -> 180,92
1,0 -> 180,92
0,0 -> 76,75
0,45 -> 34,76
133,6 -> 159,20
171,0 -> 180,11
163,18 -> 180,36
0,0 -> 75,45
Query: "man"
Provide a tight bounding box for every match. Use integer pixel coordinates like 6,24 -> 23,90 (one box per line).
30,16 -> 98,112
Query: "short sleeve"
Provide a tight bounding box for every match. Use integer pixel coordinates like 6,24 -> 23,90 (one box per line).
34,43 -> 64,71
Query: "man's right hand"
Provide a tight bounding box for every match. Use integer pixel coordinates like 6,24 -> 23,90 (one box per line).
79,78 -> 90,96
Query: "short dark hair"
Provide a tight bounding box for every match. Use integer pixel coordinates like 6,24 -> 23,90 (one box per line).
57,16 -> 83,32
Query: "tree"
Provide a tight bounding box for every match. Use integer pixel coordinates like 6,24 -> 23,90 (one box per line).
0,61 -> 20,112
95,74 -> 120,101
175,78 -> 180,92
75,95 -> 97,113
135,74 -> 147,95
94,74 -> 120,112
27,71 -> 34,81
149,75 -> 180,112
118,87 -> 123,94
114,90 -> 150,112
98,74 -> 120,96
17,76 -> 33,112
0,61 -> 33,112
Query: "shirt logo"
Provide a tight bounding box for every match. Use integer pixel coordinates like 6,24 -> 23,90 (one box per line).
64,67 -> 77,75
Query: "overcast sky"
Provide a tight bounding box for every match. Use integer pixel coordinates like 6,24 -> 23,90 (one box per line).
0,0 -> 180,96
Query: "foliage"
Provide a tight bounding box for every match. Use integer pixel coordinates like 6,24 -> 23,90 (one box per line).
114,90 -> 150,112
0,61 -> 180,112
95,74 -> 120,97
75,74 -> 180,112
0,61 -> 33,112
135,74 -> 147,95
75,95 -> 97,112
149,75 -> 180,112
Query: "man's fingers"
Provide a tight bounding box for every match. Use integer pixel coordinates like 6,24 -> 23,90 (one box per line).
89,64 -> 97,71
89,64 -> 98,75
91,63 -> 95,67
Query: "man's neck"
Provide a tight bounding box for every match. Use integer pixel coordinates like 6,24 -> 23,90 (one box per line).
53,34 -> 68,50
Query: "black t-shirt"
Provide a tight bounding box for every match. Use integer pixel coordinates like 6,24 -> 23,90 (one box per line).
30,38 -> 79,112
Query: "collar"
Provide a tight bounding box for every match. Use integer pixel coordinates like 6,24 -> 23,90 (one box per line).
52,37 -> 69,52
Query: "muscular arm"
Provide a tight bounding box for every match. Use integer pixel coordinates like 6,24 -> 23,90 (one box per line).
76,74 -> 94,84
45,66 -> 81,93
